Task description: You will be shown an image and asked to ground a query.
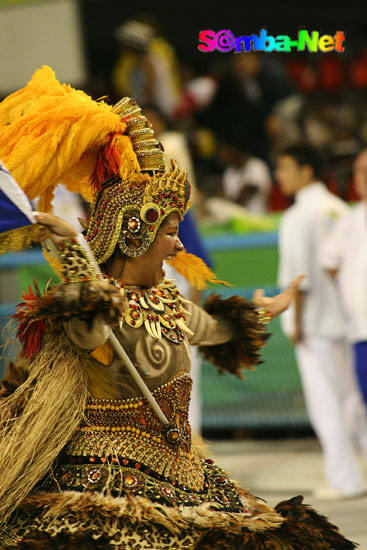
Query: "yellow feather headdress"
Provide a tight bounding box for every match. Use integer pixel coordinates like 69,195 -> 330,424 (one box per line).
0,65 -> 138,211
0,65 -> 229,289
166,251 -> 231,290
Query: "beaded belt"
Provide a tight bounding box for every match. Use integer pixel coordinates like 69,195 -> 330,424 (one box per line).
39,457 -> 245,511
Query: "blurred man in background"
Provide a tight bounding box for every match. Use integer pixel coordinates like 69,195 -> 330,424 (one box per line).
112,16 -> 181,118
276,144 -> 367,499
218,127 -> 272,215
320,149 -> 367,404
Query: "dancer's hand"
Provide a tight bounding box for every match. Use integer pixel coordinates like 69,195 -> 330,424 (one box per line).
252,275 -> 305,319
34,212 -> 77,245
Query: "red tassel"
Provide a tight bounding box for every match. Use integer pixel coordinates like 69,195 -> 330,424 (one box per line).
89,133 -> 121,193
12,282 -> 46,359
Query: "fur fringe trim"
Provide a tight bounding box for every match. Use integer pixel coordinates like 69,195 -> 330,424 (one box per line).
274,495 -> 356,550
15,493 -> 357,550
17,531 -> 112,550
191,432 -> 214,460
19,491 -> 284,537
199,294 -> 270,378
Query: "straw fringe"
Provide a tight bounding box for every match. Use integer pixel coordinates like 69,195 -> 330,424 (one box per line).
0,333 -> 89,527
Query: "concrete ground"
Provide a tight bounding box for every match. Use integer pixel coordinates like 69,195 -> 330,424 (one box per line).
208,437 -> 367,549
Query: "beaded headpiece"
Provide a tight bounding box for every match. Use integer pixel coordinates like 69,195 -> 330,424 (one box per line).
86,98 -> 191,263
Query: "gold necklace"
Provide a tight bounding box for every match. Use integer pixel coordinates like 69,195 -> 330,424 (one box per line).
110,278 -> 193,344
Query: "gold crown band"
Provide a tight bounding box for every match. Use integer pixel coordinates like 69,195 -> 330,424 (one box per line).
86,161 -> 190,263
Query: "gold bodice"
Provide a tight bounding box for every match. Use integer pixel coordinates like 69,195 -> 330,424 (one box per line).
39,372 -> 244,512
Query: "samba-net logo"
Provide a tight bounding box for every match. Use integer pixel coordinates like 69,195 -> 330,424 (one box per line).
198,29 -> 346,53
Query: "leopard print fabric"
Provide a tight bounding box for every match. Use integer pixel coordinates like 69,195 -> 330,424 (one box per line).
1,516 -> 198,550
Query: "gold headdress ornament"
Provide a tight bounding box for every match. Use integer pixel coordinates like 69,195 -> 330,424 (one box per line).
0,65 -> 228,288
86,97 -> 191,262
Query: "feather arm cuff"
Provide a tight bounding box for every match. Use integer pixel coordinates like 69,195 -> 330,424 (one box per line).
199,294 -> 271,378
12,280 -> 125,358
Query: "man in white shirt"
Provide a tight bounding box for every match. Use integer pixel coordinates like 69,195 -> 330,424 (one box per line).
276,144 -> 367,498
320,149 -> 367,404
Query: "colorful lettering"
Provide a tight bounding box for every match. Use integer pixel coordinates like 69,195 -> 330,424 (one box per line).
297,30 -> 319,52
318,35 -> 335,52
334,31 -> 346,52
235,34 -> 260,53
274,36 -> 292,52
198,29 -> 346,54
216,30 -> 235,52
198,30 -> 217,53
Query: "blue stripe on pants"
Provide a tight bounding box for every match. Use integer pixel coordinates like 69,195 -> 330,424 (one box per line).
353,341 -> 367,404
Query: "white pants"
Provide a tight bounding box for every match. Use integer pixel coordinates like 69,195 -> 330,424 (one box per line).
295,337 -> 367,495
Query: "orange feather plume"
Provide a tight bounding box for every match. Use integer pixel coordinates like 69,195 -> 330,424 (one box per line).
166,251 -> 232,290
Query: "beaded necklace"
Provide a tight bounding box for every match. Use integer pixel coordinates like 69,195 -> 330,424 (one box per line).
109,277 -> 193,344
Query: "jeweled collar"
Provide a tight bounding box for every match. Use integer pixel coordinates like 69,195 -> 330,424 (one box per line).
109,278 -> 193,344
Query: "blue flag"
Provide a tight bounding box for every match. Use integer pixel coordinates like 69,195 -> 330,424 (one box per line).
0,161 -> 37,253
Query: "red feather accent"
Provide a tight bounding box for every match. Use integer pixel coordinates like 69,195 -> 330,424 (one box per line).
12,282 -> 46,359
89,133 -> 122,193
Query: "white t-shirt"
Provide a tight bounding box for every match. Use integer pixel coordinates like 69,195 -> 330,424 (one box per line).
319,202 -> 367,342
222,157 -> 271,215
278,183 -> 348,339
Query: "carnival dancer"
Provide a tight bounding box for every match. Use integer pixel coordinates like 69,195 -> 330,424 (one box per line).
0,66 -> 356,549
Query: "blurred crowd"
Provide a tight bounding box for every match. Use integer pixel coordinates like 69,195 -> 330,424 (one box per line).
105,15 -> 367,498
106,14 -> 367,221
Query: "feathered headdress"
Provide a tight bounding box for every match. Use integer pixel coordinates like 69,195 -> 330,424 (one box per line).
0,65 -> 227,288
0,65 -> 137,211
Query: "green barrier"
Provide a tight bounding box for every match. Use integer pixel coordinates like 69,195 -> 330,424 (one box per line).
198,233 -> 308,431
201,315 -> 308,431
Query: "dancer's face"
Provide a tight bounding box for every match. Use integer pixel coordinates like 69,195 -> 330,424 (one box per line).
143,213 -> 184,279
120,213 -> 184,287
104,213 -> 184,287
